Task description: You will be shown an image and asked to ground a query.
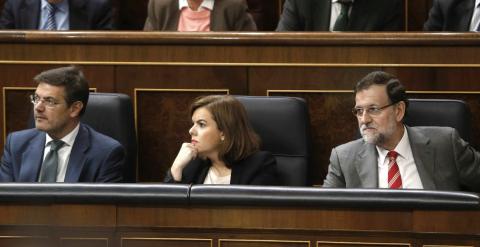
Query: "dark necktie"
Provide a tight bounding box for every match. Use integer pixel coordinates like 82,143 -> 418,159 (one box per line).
333,0 -> 352,31
39,140 -> 65,182
45,3 -> 57,30
387,150 -> 402,189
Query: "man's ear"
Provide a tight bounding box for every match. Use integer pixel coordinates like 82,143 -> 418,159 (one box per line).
396,101 -> 406,122
69,101 -> 84,118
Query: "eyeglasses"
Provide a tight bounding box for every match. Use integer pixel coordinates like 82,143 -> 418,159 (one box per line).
30,94 -> 62,108
352,102 -> 397,117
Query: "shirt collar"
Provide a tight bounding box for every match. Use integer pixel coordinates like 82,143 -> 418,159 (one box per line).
45,123 -> 80,147
476,0 -> 480,7
376,125 -> 409,162
41,0 -> 69,14
178,0 -> 214,11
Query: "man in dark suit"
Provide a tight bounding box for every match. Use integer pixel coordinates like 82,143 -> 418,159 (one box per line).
424,0 -> 479,31
276,0 -> 403,31
0,0 -> 114,30
0,66 -> 125,182
323,71 -> 480,192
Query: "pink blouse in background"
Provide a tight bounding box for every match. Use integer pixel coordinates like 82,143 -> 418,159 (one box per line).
177,7 -> 211,31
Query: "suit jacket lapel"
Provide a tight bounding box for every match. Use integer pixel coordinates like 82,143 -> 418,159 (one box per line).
406,126 -> 436,190
311,0 -> 331,31
69,0 -> 88,29
21,0 -> 40,29
355,142 -> 378,188
19,132 -> 45,182
456,0 -> 475,31
64,124 -> 89,182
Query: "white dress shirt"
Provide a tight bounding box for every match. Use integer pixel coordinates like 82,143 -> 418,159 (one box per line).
39,0 -> 70,30
178,0 -> 214,11
376,126 -> 424,189
203,167 -> 231,184
469,0 -> 480,31
42,124 -> 80,182
329,0 -> 354,31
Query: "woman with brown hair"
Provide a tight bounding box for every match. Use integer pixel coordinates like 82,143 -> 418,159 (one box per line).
164,95 -> 278,185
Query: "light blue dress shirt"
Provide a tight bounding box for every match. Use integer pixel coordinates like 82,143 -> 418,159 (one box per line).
39,0 -> 70,30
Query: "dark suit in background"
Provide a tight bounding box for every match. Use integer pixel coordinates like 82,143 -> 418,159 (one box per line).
0,123 -> 125,182
323,126 -> 480,192
164,151 -> 278,185
143,0 -> 257,31
424,0 -> 475,31
0,0 -> 114,30
276,0 -> 403,31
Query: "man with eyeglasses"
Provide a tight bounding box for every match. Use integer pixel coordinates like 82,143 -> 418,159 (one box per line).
0,66 -> 125,182
323,71 -> 480,192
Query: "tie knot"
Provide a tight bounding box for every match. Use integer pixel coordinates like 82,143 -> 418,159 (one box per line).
50,140 -> 65,151
46,2 -> 57,11
387,150 -> 398,161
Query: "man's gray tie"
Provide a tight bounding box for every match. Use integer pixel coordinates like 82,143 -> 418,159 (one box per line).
39,140 -> 65,182
333,0 -> 353,31
45,3 -> 57,30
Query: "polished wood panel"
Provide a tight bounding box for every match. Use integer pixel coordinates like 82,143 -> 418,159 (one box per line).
121,238 -> 212,247
117,206 -> 413,231
220,239 -> 309,247
59,238 -> 109,247
52,204 -> 116,227
0,204 -> 50,225
0,200 -> 478,247
316,242 -> 409,247
0,236 -> 51,247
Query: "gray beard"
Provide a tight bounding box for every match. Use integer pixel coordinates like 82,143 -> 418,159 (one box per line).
362,131 -> 385,146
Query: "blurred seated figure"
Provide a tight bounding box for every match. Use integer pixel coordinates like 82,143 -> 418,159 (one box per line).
424,0 -> 479,31
0,0 -> 114,30
143,0 -> 257,31
245,0 -> 279,31
276,0 -> 403,31
323,71 -> 480,192
164,95 -> 278,185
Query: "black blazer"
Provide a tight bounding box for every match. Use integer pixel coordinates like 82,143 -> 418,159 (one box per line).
0,0 -> 114,30
164,151 -> 279,185
423,0 -> 475,31
276,0 -> 403,31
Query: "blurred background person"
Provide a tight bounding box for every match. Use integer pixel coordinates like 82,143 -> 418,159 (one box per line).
144,0 -> 256,31
164,95 -> 278,185
424,0 -> 479,31
0,0 -> 114,30
276,0 -> 403,31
